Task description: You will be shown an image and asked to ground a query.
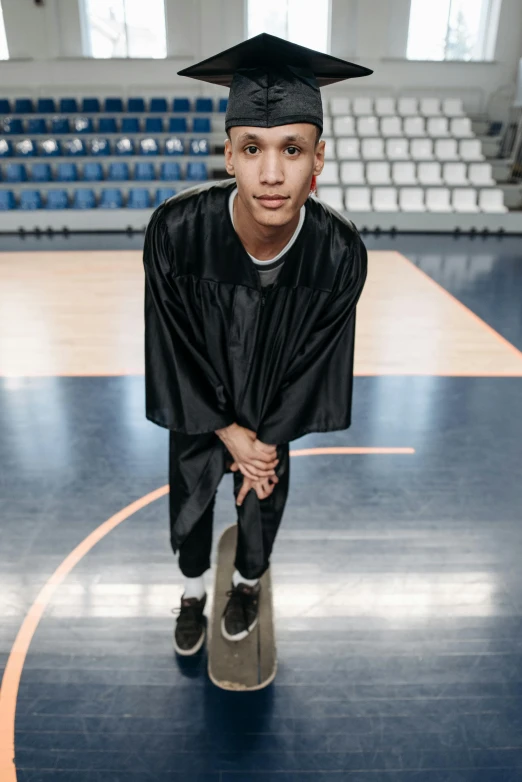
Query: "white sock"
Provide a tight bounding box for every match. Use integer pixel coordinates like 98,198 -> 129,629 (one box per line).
232,569 -> 259,588
183,575 -> 205,600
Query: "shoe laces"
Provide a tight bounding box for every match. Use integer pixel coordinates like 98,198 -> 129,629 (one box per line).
224,584 -> 258,624
171,598 -> 202,631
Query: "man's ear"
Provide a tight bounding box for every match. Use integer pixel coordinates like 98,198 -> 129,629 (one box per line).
313,139 -> 326,176
224,137 -> 235,175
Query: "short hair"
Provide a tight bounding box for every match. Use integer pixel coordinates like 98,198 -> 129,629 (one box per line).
226,125 -> 323,145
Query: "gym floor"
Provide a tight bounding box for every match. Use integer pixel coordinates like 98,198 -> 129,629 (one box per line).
1,230 -> 522,781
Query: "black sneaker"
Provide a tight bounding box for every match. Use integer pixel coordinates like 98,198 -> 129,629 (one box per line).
172,593 -> 207,656
221,581 -> 261,642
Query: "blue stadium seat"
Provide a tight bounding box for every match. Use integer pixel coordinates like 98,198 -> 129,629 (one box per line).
37,98 -> 56,113
100,188 -> 123,208
169,117 -> 187,133
46,189 -> 69,209
20,189 -> 42,209
173,98 -> 191,112
98,117 -> 118,133
89,138 -> 111,156
186,162 -> 208,181
0,99 -> 11,113
139,138 -> 159,155
115,137 -> 135,155
4,118 -> 24,134
189,138 -> 209,155
27,118 -> 48,134
15,139 -> 36,156
165,137 -> 184,155
121,117 -> 140,133
82,98 -> 100,112
63,138 -> 86,156
83,162 -> 104,181
31,163 -> 52,182
192,117 -> 211,133
40,138 -> 61,156
14,98 -> 33,114
0,190 -> 16,209
160,161 -> 181,180
155,187 -> 176,206
145,117 -> 163,133
135,162 -> 155,181
60,98 -> 78,113
73,189 -> 96,209
218,98 -> 228,112
6,163 -> 27,182
56,162 -> 78,182
195,98 -> 213,113
51,117 -> 71,134
128,97 -> 145,112
150,98 -> 167,113
73,117 -> 94,133
128,188 -> 151,208
0,139 -> 13,157
108,162 -> 129,181
104,98 -> 124,112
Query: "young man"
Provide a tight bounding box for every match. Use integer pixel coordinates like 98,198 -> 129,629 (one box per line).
143,33 -> 372,655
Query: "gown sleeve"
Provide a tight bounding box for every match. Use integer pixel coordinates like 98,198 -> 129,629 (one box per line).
256,229 -> 368,445
143,203 -> 236,435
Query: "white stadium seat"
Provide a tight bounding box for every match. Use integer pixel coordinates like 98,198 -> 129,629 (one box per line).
478,188 -> 507,213
442,162 -> 468,186
322,137 -> 336,159
427,117 -> 450,137
403,116 -> 426,137
386,138 -> 410,160
333,116 -> 355,135
340,161 -> 365,184
420,98 -> 442,116
367,161 -> 392,185
330,97 -> 351,116
443,98 -> 465,117
452,188 -> 479,213
320,161 -> 340,184
322,116 -> 332,136
392,161 -> 417,185
356,116 -> 380,136
375,97 -> 396,116
381,116 -> 402,137
372,187 -> 399,211
459,139 -> 484,161
352,97 -> 373,115
450,117 -> 474,138
418,162 -> 443,185
317,186 -> 345,211
399,187 -> 426,212
336,137 -> 360,159
434,139 -> 459,161
410,139 -> 434,160
397,97 -> 418,116
468,163 -> 495,186
345,187 -> 372,211
361,138 -> 385,159
425,187 -> 452,212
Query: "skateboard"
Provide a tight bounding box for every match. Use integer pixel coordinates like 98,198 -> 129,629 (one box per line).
207,524 -> 277,691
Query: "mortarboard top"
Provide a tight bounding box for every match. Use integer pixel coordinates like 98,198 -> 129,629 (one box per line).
177,33 -> 373,133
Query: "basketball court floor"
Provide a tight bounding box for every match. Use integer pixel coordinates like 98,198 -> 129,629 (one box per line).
1,231 -> 522,780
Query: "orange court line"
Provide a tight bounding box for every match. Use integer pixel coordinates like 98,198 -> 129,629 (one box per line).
0,446 -> 415,780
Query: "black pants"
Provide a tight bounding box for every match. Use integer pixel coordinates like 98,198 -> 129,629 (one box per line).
172,439 -> 290,580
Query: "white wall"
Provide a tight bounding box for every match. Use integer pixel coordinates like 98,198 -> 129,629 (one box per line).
0,0 -> 521,114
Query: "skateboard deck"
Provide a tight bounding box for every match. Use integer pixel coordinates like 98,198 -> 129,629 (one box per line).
208,524 -> 277,691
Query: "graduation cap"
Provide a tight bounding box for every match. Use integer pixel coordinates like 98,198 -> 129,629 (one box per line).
177,33 -> 373,133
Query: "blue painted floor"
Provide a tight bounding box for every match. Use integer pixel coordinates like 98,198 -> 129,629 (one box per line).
1,233 -> 522,781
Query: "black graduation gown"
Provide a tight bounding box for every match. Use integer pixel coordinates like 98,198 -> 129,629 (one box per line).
143,179 -> 368,558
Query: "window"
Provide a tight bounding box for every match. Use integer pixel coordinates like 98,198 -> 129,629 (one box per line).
0,1 -> 9,60
83,0 -> 166,59
407,0 -> 497,61
247,0 -> 330,54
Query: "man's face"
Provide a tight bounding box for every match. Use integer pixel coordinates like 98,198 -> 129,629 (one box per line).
224,123 -> 325,228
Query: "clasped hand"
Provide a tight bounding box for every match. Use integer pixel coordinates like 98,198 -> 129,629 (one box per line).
215,423 -> 279,507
